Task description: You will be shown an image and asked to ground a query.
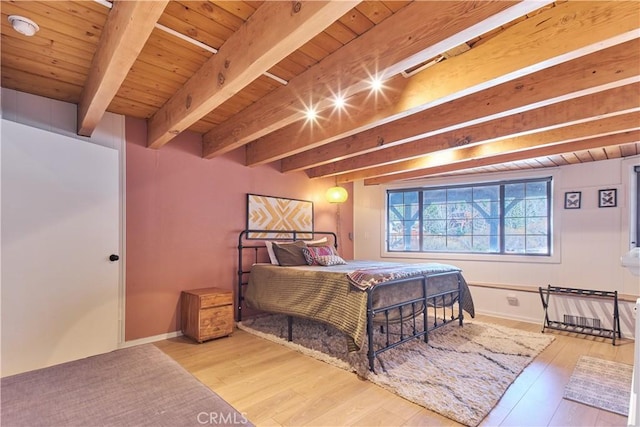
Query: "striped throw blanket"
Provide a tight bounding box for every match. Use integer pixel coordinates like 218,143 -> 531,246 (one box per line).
347,262 -> 462,291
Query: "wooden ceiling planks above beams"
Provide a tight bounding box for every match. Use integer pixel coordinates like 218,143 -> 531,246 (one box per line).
77,0 -> 169,137
337,82 -> 640,182
2,1 -> 639,181
277,1 -> 640,173
364,128 -> 640,185
202,0 -> 551,160
305,39 -> 640,179
146,1 -> 360,150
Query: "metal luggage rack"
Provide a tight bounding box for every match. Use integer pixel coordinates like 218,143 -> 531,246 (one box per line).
539,285 -> 621,345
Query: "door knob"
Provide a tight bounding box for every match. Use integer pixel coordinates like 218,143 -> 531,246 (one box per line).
109,254 -> 119,262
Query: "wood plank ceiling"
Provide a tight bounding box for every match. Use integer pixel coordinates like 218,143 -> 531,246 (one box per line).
1,1 -> 639,185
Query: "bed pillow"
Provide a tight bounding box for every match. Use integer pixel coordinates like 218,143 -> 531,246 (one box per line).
264,241 -> 279,265
265,238 -> 327,265
316,254 -> 347,266
272,240 -> 308,266
302,245 -> 337,265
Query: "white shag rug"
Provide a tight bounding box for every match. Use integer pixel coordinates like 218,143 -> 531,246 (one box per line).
564,355 -> 632,416
238,314 -> 554,426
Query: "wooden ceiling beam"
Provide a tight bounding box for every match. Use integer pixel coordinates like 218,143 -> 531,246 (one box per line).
279,1 -> 640,172
339,84 -> 640,182
352,106 -> 640,179
362,121 -> 640,186
202,0 -> 551,159
306,41 -> 640,178
146,1 -> 360,149
77,0 -> 168,137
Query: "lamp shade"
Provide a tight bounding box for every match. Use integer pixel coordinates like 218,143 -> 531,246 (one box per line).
326,186 -> 348,203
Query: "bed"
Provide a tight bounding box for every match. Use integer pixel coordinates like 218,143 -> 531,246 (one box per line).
237,229 -> 475,372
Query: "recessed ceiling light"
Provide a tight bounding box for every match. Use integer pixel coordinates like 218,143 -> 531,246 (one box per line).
370,76 -> 384,92
333,95 -> 346,109
8,15 -> 39,37
305,106 -> 317,121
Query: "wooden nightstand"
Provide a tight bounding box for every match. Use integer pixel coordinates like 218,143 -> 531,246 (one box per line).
181,287 -> 233,343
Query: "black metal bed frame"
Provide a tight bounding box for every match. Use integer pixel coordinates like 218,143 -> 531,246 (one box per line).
237,229 -> 464,372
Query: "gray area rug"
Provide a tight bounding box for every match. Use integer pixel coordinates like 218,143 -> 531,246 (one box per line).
238,314 -> 554,427
1,344 -> 252,427
564,355 -> 632,416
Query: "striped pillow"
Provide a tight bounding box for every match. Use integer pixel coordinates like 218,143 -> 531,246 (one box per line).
302,245 -> 336,265
316,255 -> 347,266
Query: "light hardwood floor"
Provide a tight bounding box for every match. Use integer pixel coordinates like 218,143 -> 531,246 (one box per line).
154,314 -> 634,426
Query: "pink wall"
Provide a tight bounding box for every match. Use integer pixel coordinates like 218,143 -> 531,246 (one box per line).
125,117 -> 353,340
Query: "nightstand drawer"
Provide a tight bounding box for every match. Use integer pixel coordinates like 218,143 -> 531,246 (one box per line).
200,292 -> 232,308
200,306 -> 233,339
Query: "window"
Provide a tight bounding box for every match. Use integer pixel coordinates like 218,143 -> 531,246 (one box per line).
387,177 -> 552,255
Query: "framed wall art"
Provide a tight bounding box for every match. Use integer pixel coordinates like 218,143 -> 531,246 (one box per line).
564,191 -> 581,209
246,194 -> 314,239
598,188 -> 617,208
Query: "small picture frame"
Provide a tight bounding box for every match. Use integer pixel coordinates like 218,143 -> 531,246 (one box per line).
598,188 -> 617,208
564,191 -> 581,209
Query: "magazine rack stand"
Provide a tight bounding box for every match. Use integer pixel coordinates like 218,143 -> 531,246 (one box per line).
539,285 -> 621,345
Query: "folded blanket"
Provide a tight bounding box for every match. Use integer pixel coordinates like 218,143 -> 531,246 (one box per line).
347,262 -> 462,291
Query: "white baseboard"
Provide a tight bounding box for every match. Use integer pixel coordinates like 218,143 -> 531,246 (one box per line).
119,330 -> 183,349
474,309 -> 541,326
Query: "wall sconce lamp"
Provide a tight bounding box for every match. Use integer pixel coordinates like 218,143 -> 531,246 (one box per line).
326,186 -> 348,204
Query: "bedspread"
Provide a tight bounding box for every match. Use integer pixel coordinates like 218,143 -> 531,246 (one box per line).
244,260 -> 474,351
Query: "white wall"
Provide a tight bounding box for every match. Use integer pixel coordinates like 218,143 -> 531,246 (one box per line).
354,157 -> 640,337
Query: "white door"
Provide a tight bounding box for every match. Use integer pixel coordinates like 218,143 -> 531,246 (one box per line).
1,119 -> 120,376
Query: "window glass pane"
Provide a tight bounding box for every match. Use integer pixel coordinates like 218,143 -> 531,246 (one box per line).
423,236 -> 446,251
473,218 -> 499,235
404,204 -> 419,220
526,181 -> 547,198
505,183 -> 524,199
447,236 -> 472,251
527,198 -> 548,216
473,186 -> 499,201
505,199 -> 525,218
423,220 -> 447,235
472,235 -> 499,253
526,217 -> 548,235
424,189 -> 446,203
473,200 -> 500,218
424,203 -> 446,220
404,191 -> 419,204
505,217 -> 525,234
526,236 -> 548,254
505,235 -> 525,253
448,187 -> 472,202
388,192 -> 404,205
388,207 -> 403,221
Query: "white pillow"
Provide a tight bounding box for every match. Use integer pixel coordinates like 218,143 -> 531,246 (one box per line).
264,241 -> 279,265
264,237 -> 328,265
